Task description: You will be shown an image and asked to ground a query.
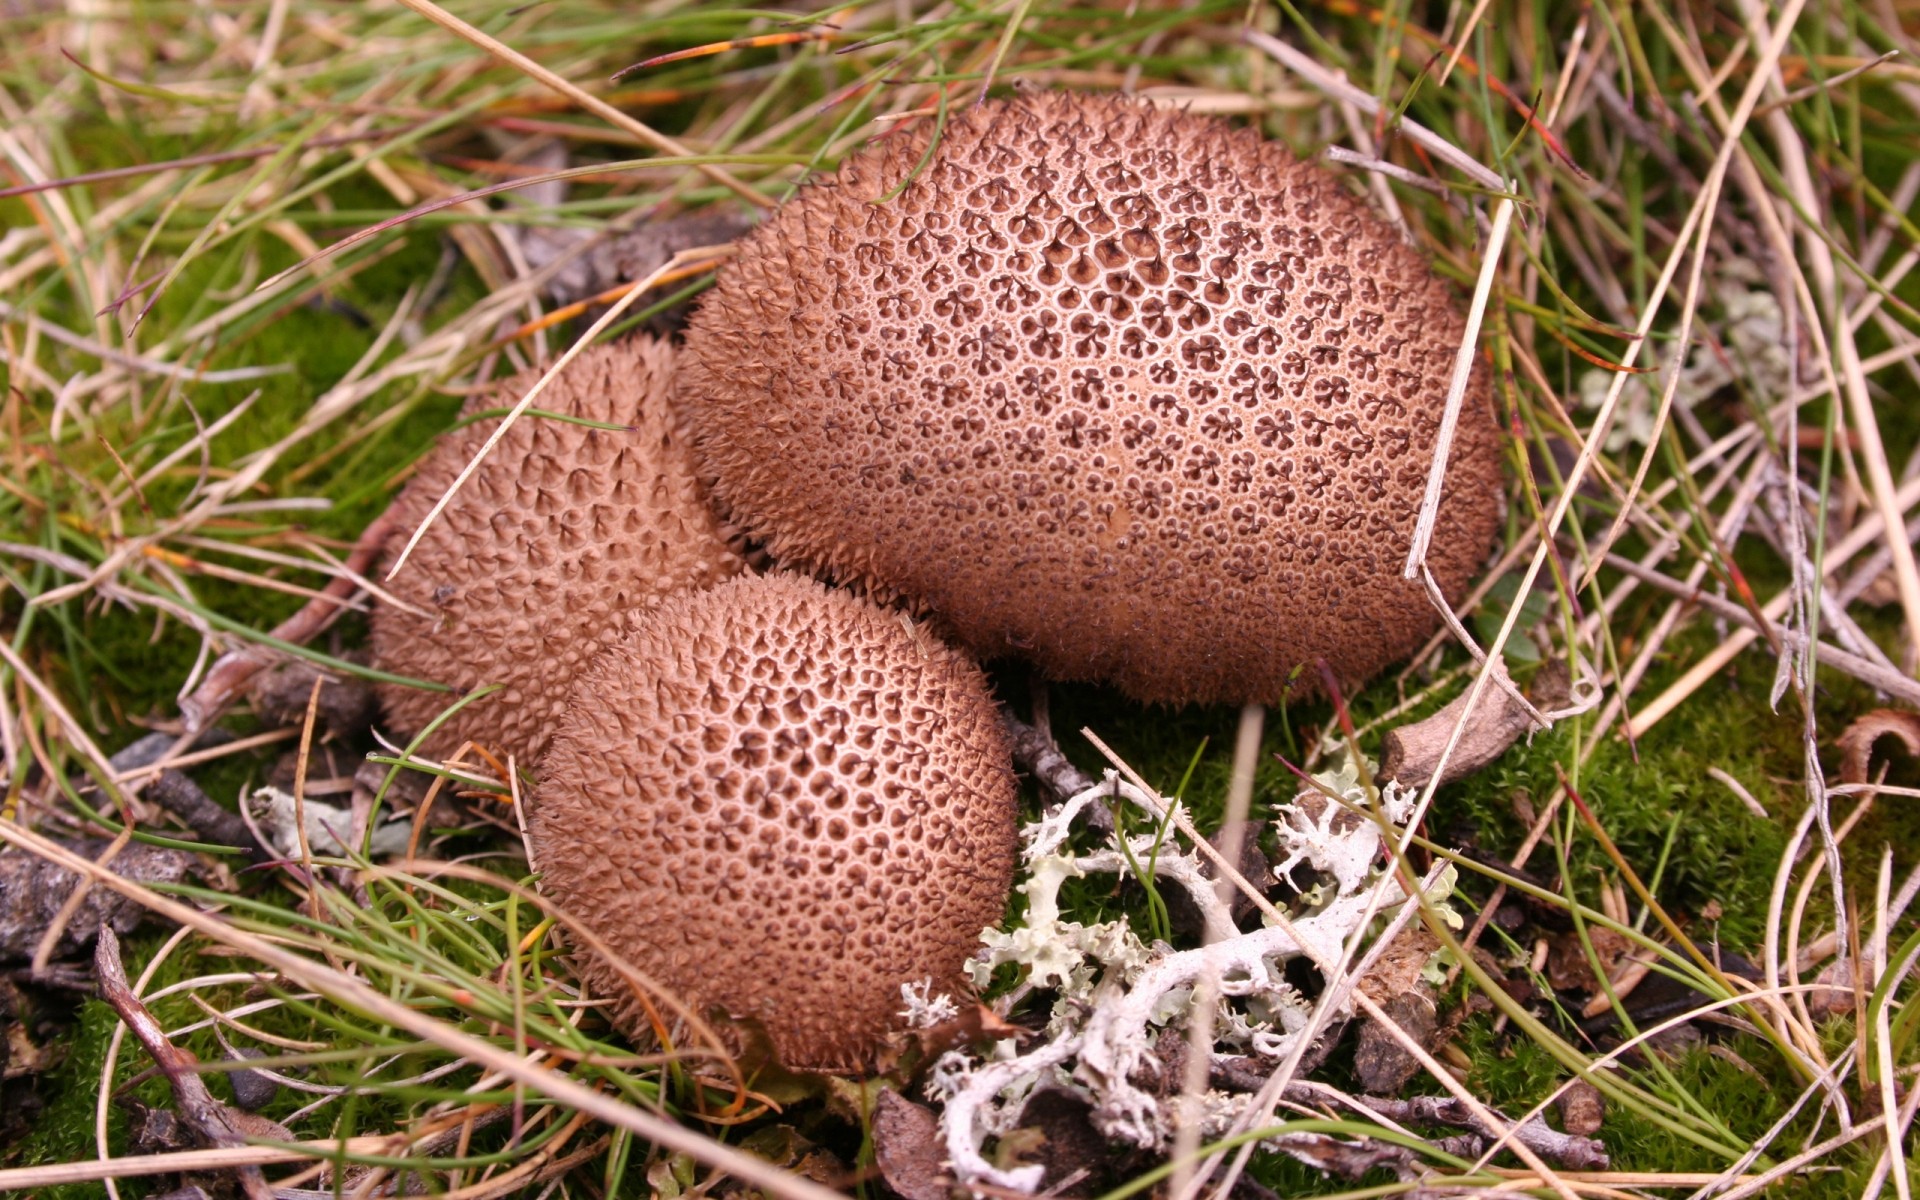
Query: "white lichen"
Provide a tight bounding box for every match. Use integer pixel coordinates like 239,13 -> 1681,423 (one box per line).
1577,259 -> 1793,451
899,979 -> 961,1030
937,754 -> 1446,1191
1270,755 -> 1414,894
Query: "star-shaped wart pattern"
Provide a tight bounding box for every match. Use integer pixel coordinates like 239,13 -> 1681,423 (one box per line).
681,91 -> 1504,704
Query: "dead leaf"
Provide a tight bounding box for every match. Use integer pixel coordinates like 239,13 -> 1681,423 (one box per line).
736,1125 -> 844,1187
1556,1080 -> 1604,1136
1354,985 -> 1438,1095
1019,1087 -> 1112,1196
1547,927 -> 1631,994
1807,955 -> 1861,1018
1836,708 -> 1920,787
891,999 -> 1030,1073
1356,929 -> 1441,1005
872,1090 -> 953,1200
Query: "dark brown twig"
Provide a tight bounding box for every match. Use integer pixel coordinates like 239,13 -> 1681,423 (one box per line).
95,926 -> 278,1200
1003,711 -> 1097,799
1357,1093 -> 1608,1171
1266,1132 -> 1421,1182
180,511 -> 397,731
1003,710 -> 1115,836
146,771 -> 272,863
1205,1064 -> 1608,1170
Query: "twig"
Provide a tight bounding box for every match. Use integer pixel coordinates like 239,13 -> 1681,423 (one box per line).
1207,1074 -> 1609,1173
0,1138 -> 401,1189
1379,658 -> 1559,790
1242,30 -> 1504,190
1754,50 -> 1903,115
146,771 -> 272,862
1169,705 -> 1263,1200
180,509 -> 395,731
1602,552 -> 1920,708
1003,711 -> 1112,836
1320,145 -> 1452,196
1002,712 -> 1097,799
94,926 -> 277,1200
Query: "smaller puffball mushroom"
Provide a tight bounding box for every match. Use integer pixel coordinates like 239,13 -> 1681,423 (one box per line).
372,337 -> 745,764
530,573 -> 1018,1072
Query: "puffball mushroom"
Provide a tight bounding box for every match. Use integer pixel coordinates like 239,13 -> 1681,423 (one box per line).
371,337 -> 745,763
529,572 -> 1017,1072
679,91 -> 1505,705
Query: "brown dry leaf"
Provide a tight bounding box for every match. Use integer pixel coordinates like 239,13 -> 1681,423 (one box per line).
1547,927 -> 1632,994
735,1125 -> 844,1188
1019,1087 -> 1113,1196
905,1000 -> 1028,1065
1354,929 -> 1445,1096
0,839 -> 194,961
1807,955 -> 1861,1019
1835,708 -> 1920,786
1354,986 -> 1438,1095
1356,929 -> 1441,1005
872,1089 -> 954,1200
1556,1080 -> 1605,1136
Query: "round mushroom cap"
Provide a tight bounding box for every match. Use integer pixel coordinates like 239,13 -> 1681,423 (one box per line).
530,573 -> 1017,1072
372,337 -> 745,763
679,91 -> 1504,705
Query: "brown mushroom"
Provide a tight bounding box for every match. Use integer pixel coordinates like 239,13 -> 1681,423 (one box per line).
529,573 -> 1017,1072
372,337 -> 745,763
678,91 -> 1504,705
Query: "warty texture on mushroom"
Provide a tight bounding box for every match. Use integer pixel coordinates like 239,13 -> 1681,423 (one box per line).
372,336 -> 746,765
679,90 -> 1505,705
528,572 -> 1018,1073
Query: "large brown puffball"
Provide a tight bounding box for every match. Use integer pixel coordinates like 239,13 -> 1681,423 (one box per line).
530,573 -> 1017,1072
372,338 -> 745,763
680,91 -> 1504,705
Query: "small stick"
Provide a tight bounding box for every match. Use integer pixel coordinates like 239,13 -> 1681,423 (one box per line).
1002,711 -> 1096,799
0,1138 -> 401,1189
146,770 -> 272,862
180,510 -> 395,731
1242,30 -> 1504,190
1604,552 -> 1920,711
95,926 -> 276,1200
1169,704 -> 1263,1200
1379,658 -> 1558,791
1208,1074 -> 1607,1172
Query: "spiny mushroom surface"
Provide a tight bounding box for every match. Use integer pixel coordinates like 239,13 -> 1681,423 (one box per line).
530,572 -> 1017,1072
372,337 -> 745,763
679,91 -> 1504,704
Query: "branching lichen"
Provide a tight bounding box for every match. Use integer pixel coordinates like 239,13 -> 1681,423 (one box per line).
935,758 -> 1448,1190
